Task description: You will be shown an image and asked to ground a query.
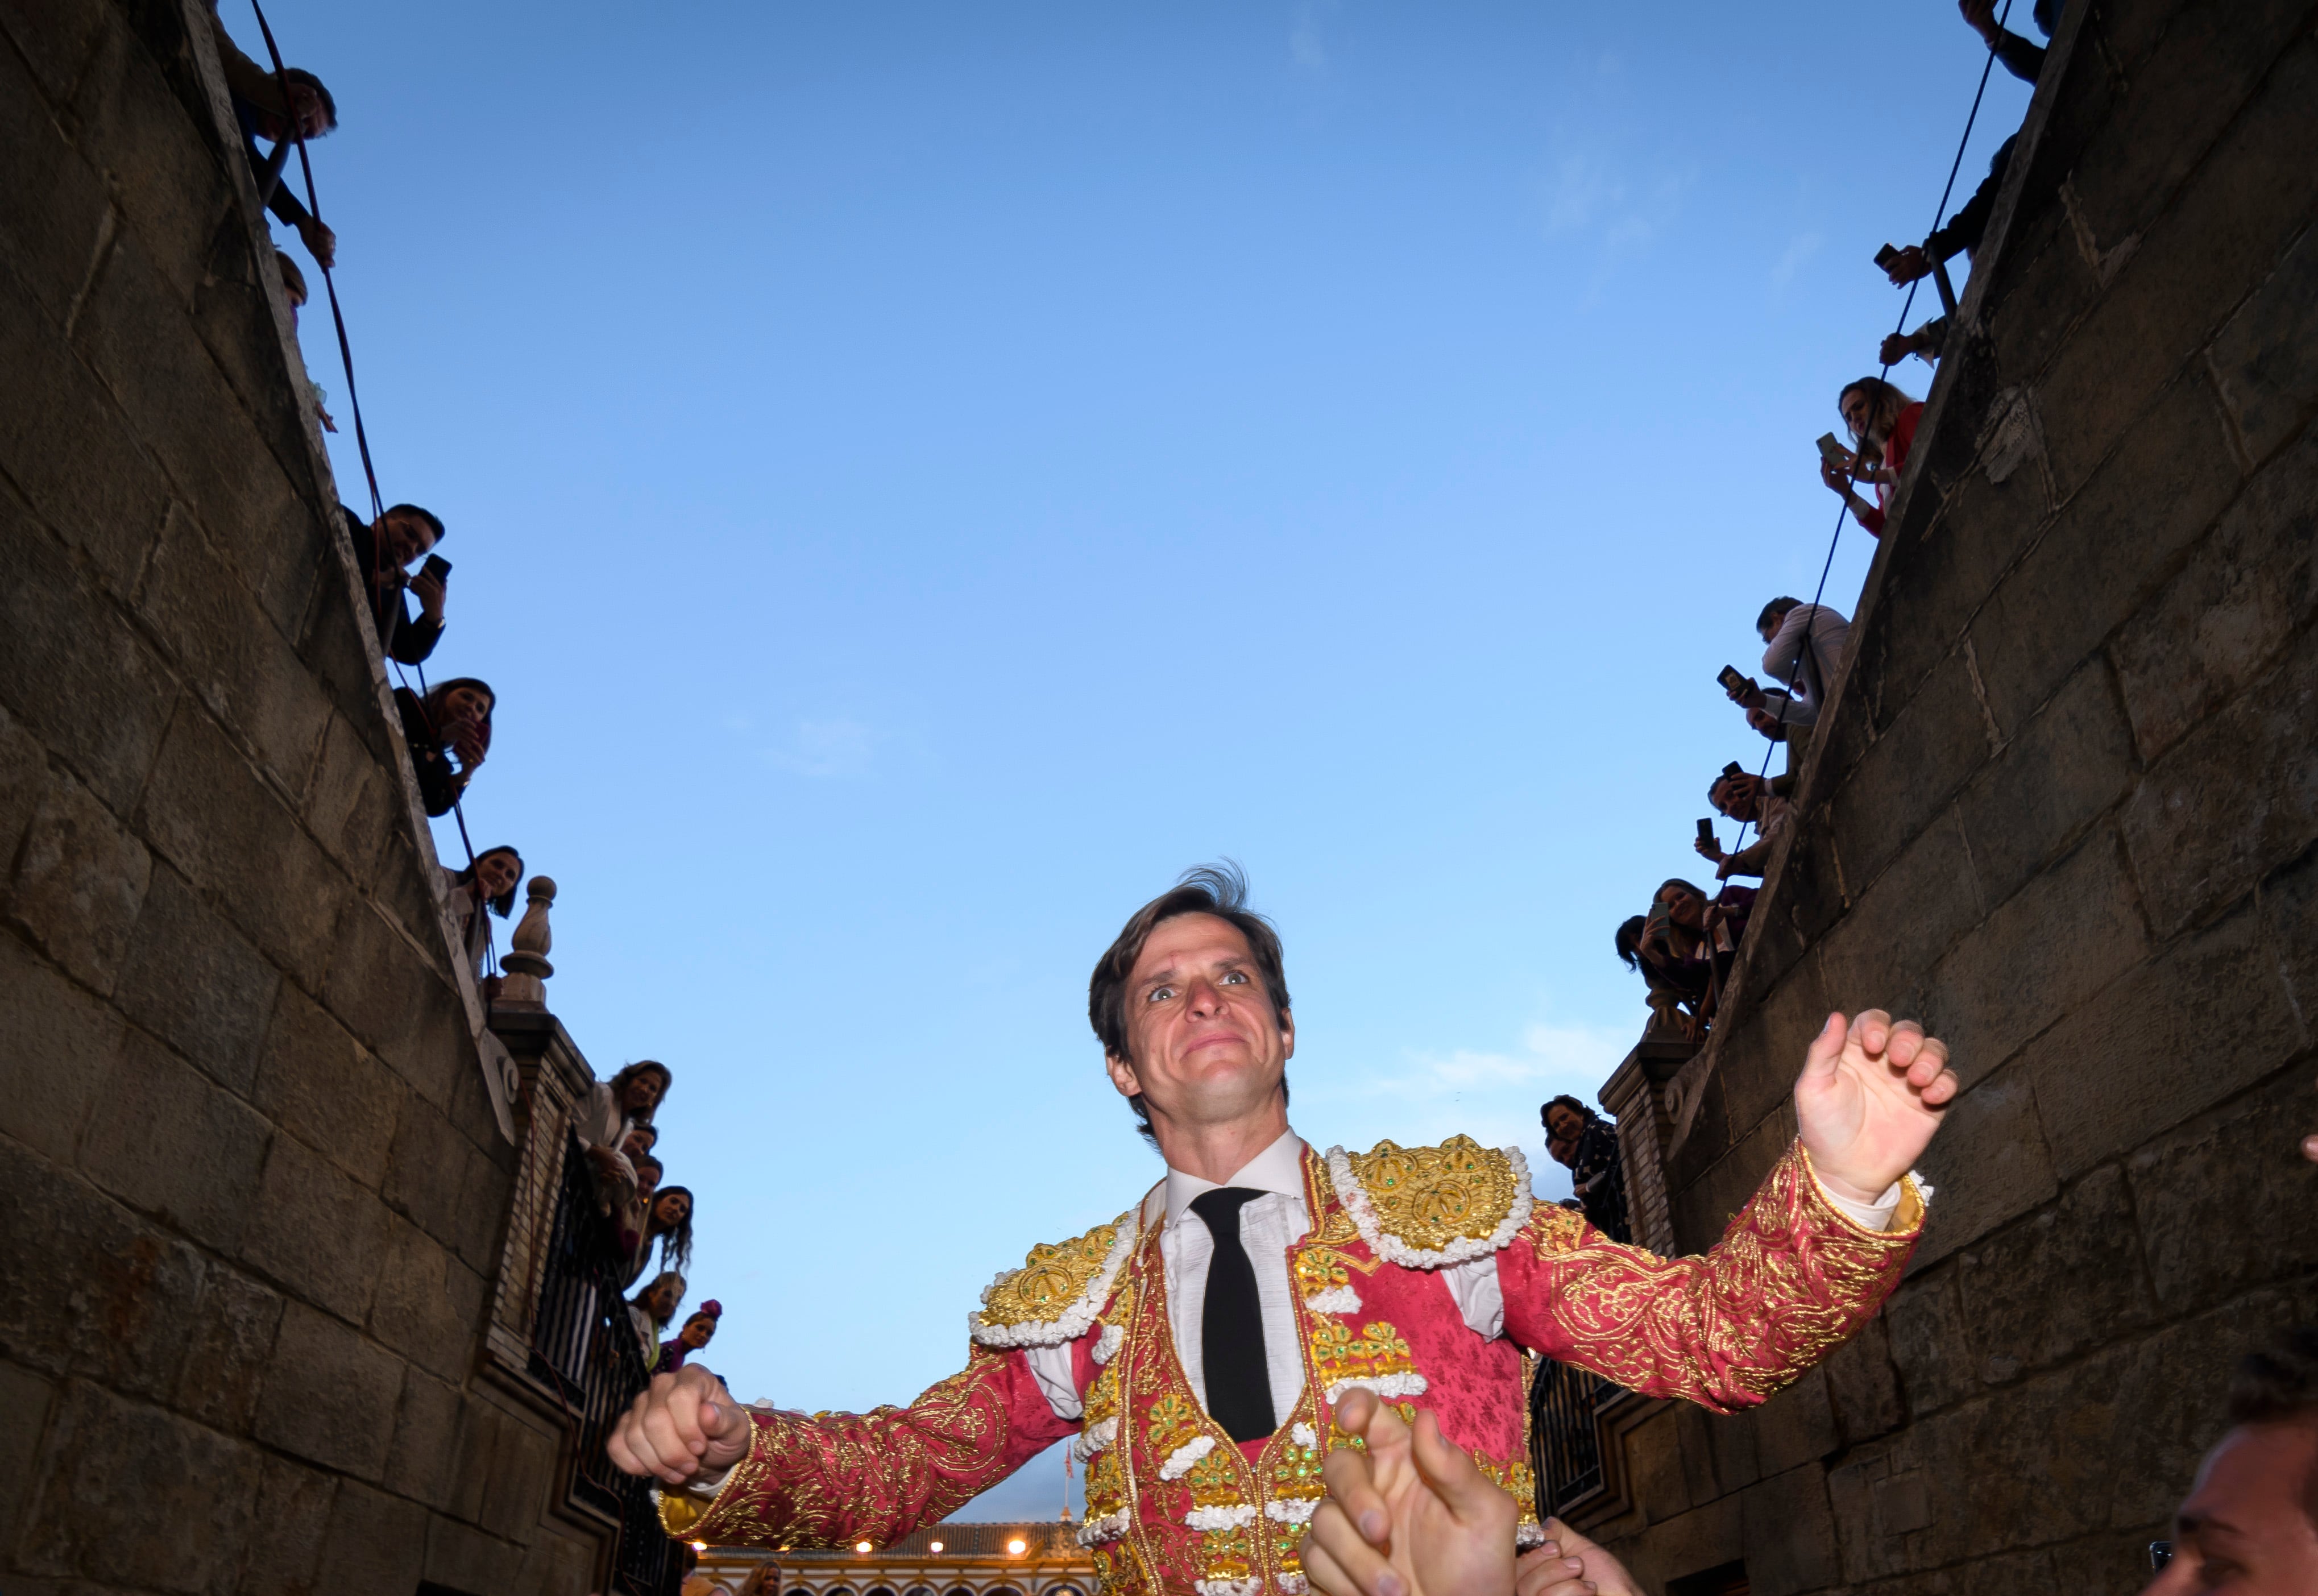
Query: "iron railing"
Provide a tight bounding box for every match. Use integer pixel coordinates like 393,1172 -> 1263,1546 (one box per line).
530,1132 -> 685,1596
1528,1357 -> 1619,1523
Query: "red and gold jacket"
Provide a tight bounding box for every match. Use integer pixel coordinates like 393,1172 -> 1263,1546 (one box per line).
661,1136 -> 1923,1595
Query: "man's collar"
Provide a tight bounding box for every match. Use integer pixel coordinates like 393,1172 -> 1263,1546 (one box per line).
1163,1127 -> 1307,1225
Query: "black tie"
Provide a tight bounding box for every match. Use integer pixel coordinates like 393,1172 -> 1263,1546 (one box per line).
1190,1187 -> 1276,1442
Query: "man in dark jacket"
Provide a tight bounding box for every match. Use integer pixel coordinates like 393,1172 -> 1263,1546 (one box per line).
344,503 -> 448,664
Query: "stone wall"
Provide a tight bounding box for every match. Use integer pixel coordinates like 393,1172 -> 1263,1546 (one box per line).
0,0 -> 607,1589
1589,1 -> 2318,1591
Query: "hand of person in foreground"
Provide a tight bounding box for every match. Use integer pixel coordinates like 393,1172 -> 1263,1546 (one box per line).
1794,1009 -> 1958,1207
1306,1388 -> 1515,1596
1517,1520 -> 1641,1596
608,1363 -> 752,1486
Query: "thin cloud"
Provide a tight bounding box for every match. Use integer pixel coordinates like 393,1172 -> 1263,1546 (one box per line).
761,717 -> 881,778
1771,230 -> 1824,289
1289,1 -> 1331,76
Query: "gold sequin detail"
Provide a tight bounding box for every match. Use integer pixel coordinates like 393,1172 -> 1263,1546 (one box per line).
1345,1137 -> 1520,1251
975,1214 -> 1127,1328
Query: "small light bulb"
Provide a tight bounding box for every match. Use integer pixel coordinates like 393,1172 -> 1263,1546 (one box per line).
855,1541 -> 872,1554
928,1541 -> 944,1553
1007,1539 -> 1027,1555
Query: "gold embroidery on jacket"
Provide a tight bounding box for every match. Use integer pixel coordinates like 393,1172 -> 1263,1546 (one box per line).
1345,1137 -> 1520,1250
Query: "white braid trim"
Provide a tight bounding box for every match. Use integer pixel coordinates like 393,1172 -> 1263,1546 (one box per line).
1196,1581 -> 1263,1596
970,1211 -> 1140,1349
1291,1421 -> 1319,1450
1324,1373 -> 1429,1404
1302,1285 -> 1362,1315
1516,1522 -> 1548,1549
1092,1323 -> 1125,1365
1185,1503 -> 1259,1532
1324,1145 -> 1534,1270
1159,1435 -> 1216,1481
1076,1509 -> 1130,1548
1072,1416 -> 1117,1462
1278,1576 -> 1310,1595
1264,1496 -> 1322,1524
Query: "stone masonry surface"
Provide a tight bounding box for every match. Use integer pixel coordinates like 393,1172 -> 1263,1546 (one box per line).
1594,2 -> 2318,1593
0,0 -> 608,1590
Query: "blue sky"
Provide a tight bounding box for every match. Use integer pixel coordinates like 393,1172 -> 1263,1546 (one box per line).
247,0 -> 2031,1519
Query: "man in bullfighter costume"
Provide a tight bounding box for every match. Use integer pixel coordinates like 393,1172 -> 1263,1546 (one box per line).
612,867 -> 1955,1596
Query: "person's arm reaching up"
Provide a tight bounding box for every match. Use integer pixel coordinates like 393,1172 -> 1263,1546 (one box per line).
1498,1011 -> 1950,1413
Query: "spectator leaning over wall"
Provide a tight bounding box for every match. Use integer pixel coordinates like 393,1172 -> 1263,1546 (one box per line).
1698,769 -> 1795,881
270,251 -> 338,432
617,1154 -> 664,1272
577,1061 -> 671,1214
344,503 -> 449,664
2141,1326 -> 2318,1594
629,1272 -> 686,1372
628,1186 -> 695,1288
442,844 -> 520,993
393,677 -> 491,817
1723,597 -> 1853,769
661,1301 -> 723,1375
201,2 -> 339,267
1541,1096 -> 1629,1245
1822,377 -> 1923,538
1879,0 -> 2059,366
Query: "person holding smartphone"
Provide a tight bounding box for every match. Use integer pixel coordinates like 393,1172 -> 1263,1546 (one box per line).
341,501 -> 449,663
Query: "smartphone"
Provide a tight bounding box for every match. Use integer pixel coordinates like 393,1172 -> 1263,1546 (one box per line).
1717,665 -> 1748,695
1873,242 -> 1901,270
1723,761 -> 1745,778
1816,432 -> 1849,465
421,553 -> 452,581
1697,818 -> 1716,845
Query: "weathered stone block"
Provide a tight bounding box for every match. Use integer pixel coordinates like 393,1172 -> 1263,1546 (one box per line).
1670,1402 -> 1726,1508
2111,418 -> 2318,764
132,700 -> 347,988
384,1094 -> 496,1267
171,1265 -> 283,1436
1974,374 -> 2243,736
1956,1165 -> 2155,1385
385,1369 -> 463,1511
474,1402 -> 559,1543
1625,1399 -> 1688,1524
0,37 -> 111,324
422,1512 -> 526,1596
80,1029 -> 269,1254
253,1301 -> 403,1481
1822,1311 -> 1904,1449
238,1452 -> 337,1596
316,1479 -> 428,1596
368,1216 -> 483,1383
2120,610 -> 2318,938
1828,652 -> 1997,893
0,1357 -> 58,1551
0,930 -> 118,1162
1919,827 -> 2147,1089
1984,201 -> 2098,392
1816,807 -> 1983,1025
1749,1363 -> 1836,1480
111,864 -> 277,1094
2207,210 -> 2318,466
1909,1060 -> 2057,1272
1865,466 -> 2041,716
71,227 -> 317,634
1710,948 -> 1827,1149
1737,1462 -> 1839,1595
0,0 -> 109,104
301,710 -> 395,888
2126,1066 -> 2318,1311
2267,836 -> 2318,1046
1612,1492 -> 1741,1596
6,769 -> 150,993
251,979 -> 404,1188
137,502 -> 334,792
319,897 -> 462,1105
240,1131 -> 392,1325
1958,656 -> 2135,910
2028,894 -> 2301,1180
16,1380 -> 263,1594
0,498 -> 179,814
0,703 -> 47,882
0,1140 -> 206,1397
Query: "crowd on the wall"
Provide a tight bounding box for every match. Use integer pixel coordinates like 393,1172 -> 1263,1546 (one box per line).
202,1 -> 731,1390
1611,0 -> 2057,1048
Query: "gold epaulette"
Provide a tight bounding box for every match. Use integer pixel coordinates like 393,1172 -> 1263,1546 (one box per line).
1324,1135 -> 1533,1269
968,1209 -> 1139,1349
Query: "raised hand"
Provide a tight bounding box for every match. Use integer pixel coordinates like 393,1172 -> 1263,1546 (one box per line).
1517,1519 -> 1640,1596
607,1363 -> 753,1486
1303,1388 -> 1517,1596
1794,1010 -> 1957,1206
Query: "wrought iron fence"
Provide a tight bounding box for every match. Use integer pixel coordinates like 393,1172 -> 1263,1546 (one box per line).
1527,1356 -> 1619,1522
530,1132 -> 685,1596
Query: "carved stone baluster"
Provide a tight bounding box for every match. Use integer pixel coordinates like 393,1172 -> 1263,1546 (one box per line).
497,874 -> 557,1008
